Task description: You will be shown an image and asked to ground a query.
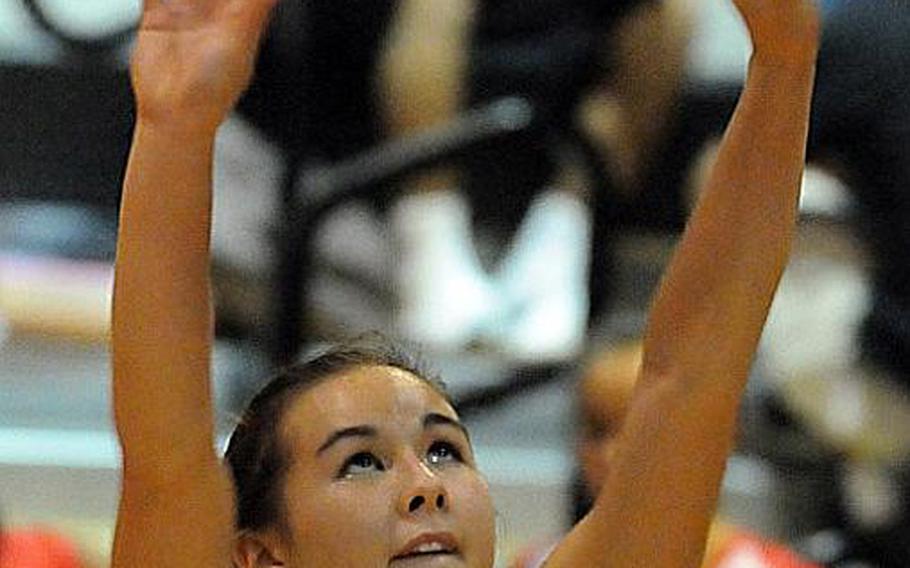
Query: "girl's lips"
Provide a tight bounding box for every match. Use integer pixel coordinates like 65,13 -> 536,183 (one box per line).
392,532 -> 460,561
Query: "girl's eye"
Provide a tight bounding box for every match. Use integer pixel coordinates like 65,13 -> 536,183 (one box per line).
427,441 -> 464,466
339,452 -> 385,477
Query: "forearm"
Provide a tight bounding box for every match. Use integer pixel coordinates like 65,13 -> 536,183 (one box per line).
112,121 -> 219,473
642,56 -> 816,387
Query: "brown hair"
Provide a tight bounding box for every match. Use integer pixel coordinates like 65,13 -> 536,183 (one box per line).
223,342 -> 448,534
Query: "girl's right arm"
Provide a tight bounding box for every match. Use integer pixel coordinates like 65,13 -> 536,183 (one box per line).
111,2 -> 276,566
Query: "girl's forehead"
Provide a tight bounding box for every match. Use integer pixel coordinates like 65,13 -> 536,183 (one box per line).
281,366 -> 458,444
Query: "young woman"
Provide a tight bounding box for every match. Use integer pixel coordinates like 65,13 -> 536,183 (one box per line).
111,0 -> 819,566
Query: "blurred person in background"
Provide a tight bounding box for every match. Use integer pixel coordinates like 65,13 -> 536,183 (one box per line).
235,0 -> 695,359
238,1 -> 395,164
806,0 -> 910,392
379,0 -> 696,359
512,340 -> 820,568
784,6 -> 910,562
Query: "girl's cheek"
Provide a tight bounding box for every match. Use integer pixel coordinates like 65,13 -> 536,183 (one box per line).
452,470 -> 494,515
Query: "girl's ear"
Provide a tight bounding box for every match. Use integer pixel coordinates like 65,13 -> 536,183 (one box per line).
233,530 -> 287,567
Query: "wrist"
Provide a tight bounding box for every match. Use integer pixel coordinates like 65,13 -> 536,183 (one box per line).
133,116 -> 219,148
748,17 -> 820,69
750,43 -> 818,70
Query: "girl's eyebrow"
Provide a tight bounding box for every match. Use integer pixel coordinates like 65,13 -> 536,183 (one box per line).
317,425 -> 377,455
316,414 -> 469,456
424,413 -> 470,442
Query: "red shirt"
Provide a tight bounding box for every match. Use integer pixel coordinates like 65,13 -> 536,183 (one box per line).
0,529 -> 83,568
709,530 -> 819,568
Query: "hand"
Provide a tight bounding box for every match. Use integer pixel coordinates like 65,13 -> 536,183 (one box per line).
130,0 -> 278,133
732,0 -> 820,65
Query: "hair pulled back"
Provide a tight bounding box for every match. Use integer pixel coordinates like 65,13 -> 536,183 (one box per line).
223,342 -> 447,534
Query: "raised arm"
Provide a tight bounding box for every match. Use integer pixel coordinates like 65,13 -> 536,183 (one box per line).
111,1 -> 276,566
548,2 -> 820,566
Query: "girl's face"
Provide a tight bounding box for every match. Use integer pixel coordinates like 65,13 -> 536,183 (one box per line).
276,366 -> 495,567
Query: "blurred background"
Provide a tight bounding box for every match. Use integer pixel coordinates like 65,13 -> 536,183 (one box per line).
3,0 -> 910,566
